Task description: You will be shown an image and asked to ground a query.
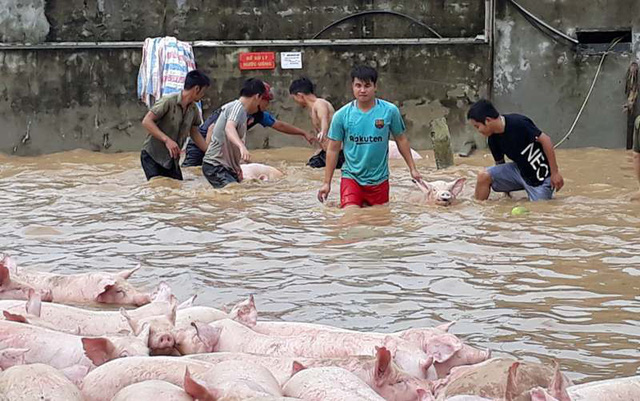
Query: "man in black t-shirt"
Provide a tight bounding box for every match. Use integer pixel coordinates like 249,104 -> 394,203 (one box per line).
467,99 -> 564,201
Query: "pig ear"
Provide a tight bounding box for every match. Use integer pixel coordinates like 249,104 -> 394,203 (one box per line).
0,348 -> 29,370
82,337 -> 116,366
0,262 -> 10,286
504,362 -> 520,401
413,179 -> 433,194
95,279 -> 117,300
374,346 -> 393,386
382,336 -> 398,356
548,361 -> 571,401
436,321 -> 455,332
178,295 -> 197,310
447,178 -> 466,197
184,368 -> 219,401
425,334 -> 463,363
136,323 -> 151,345
168,298 -> 178,325
151,281 -> 173,303
230,295 -> 257,327
292,361 -> 306,375
26,289 -> 42,317
191,322 -> 221,352
118,264 -> 141,280
530,387 -> 559,401
3,310 -> 29,323
119,307 -> 141,334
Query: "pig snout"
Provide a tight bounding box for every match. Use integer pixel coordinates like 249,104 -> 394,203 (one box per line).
436,191 -> 453,205
156,333 -> 175,349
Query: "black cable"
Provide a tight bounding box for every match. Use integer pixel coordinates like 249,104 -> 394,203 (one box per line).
506,0 -> 578,46
311,10 -> 442,40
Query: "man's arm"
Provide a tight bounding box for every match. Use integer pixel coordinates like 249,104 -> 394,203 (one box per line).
537,133 -> 564,190
317,139 -> 342,202
142,111 -> 180,159
394,135 -> 422,181
189,126 -> 208,153
271,120 -> 315,144
316,104 -> 332,142
225,120 -> 250,162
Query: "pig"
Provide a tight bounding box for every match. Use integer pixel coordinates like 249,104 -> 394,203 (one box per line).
182,360 -> 284,400
188,347 -> 430,401
389,141 -> 423,160
0,283 -> 174,337
188,319 -> 433,380
530,374 -> 640,401
251,319 -> 487,379
0,255 -> 51,301
433,358 -> 572,401
111,380 -> 193,401
7,260 -> 152,306
0,363 -> 84,401
175,294 -> 258,330
241,163 -> 285,181
120,295 -> 178,355
80,356 -> 215,401
0,320 -> 150,384
411,178 -> 466,206
283,366 -> 386,401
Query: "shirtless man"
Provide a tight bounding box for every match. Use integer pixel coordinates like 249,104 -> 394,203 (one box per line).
289,77 -> 345,168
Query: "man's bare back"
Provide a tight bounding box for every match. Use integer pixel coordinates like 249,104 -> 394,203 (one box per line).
310,98 -> 335,147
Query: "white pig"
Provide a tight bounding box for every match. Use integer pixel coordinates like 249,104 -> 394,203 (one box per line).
7,260 -> 151,306
283,366 -> 386,401
241,163 -> 285,181
0,320 -> 150,384
0,363 -> 84,401
0,255 -> 52,301
389,141 -> 422,160
530,374 -> 640,401
189,319 -> 433,379
412,178 -> 466,206
111,380 -> 193,401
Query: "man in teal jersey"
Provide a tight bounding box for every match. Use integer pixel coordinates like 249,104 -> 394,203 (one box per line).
317,65 -> 422,208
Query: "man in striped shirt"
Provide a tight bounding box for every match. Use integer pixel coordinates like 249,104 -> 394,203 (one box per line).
202,78 -> 267,188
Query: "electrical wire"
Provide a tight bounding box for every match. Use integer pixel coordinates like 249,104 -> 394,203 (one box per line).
311,10 -> 442,40
554,37 -> 624,148
506,0 -> 578,46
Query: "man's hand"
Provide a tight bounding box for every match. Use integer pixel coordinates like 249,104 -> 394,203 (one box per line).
304,133 -> 317,145
550,172 -> 564,191
164,138 -> 180,159
239,146 -> 251,163
410,168 -> 422,182
317,131 -> 327,142
317,183 -> 331,203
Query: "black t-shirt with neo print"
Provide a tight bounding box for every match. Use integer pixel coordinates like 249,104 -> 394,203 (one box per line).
488,113 -> 550,187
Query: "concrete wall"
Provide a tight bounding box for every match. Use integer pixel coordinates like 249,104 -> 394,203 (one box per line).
0,0 -> 49,43
493,0 -> 640,149
1,44 -> 489,155
0,0 -> 491,155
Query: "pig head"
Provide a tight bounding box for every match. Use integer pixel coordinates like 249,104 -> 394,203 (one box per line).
94,265 -> 151,306
413,178 -> 466,206
241,163 -> 284,182
120,296 -> 178,355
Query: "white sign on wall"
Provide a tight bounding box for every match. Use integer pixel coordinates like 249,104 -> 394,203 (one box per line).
280,52 -> 303,69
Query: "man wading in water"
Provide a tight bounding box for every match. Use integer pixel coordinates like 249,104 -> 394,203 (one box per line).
289,77 -> 345,169
467,99 -> 564,201
633,115 -> 640,200
140,70 -> 210,181
317,65 -> 422,208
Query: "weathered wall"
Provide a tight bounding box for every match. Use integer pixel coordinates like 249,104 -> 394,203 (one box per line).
41,0 -> 484,42
0,0 -> 49,43
1,45 -> 489,155
493,0 -> 640,149
0,0 -> 490,155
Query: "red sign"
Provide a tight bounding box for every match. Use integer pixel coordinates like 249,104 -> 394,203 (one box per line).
239,52 -> 276,70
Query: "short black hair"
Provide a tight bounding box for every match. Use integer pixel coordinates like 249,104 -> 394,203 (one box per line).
239,78 -> 267,98
184,70 -> 211,90
289,77 -> 315,95
350,65 -> 378,84
467,99 -> 500,122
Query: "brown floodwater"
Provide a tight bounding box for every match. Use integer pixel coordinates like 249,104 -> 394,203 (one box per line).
0,147 -> 638,383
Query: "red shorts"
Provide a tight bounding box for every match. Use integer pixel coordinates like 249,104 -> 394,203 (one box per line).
340,178 -> 389,208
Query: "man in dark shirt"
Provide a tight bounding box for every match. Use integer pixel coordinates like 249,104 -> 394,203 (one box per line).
467,99 -> 564,201
182,82 -> 315,167
633,115 -> 640,200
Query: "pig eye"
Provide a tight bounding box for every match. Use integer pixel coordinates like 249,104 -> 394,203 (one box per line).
119,350 -> 129,357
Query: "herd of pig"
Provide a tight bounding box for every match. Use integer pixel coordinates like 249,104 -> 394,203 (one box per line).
1,255 -> 638,401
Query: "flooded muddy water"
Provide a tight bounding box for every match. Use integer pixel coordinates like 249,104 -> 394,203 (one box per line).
0,147 -> 638,383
